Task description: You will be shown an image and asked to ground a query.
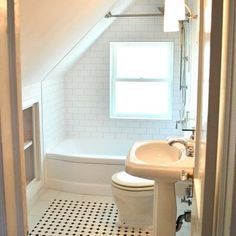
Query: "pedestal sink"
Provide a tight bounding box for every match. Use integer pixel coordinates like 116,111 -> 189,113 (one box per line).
125,140 -> 194,236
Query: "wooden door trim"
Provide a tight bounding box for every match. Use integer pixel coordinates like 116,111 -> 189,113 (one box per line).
193,0 -> 236,235
200,0 -> 224,234
0,124 -> 7,236
0,0 -> 27,235
215,0 -> 236,234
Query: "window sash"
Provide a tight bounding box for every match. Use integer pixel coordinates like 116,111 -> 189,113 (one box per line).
110,42 -> 173,80
110,80 -> 172,120
110,42 -> 173,120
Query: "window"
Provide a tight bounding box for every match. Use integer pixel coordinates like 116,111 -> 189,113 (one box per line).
110,42 -> 173,120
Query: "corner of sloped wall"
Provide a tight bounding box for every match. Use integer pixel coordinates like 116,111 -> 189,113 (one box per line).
20,0 -> 134,88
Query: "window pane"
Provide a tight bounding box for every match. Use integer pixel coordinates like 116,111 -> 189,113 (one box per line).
115,42 -> 172,79
114,81 -> 170,117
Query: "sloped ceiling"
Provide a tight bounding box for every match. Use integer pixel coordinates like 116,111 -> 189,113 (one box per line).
20,0 -> 129,87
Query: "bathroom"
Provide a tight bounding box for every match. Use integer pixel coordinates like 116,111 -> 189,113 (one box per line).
1,0 -> 236,236
22,0 -> 198,235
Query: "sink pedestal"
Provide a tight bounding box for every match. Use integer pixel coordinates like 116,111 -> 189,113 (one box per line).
125,140 -> 194,235
153,181 -> 176,236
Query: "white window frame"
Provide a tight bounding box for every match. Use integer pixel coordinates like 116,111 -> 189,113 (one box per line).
110,42 -> 174,120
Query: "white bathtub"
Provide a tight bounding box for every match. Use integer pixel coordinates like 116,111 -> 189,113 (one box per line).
45,139 -> 134,195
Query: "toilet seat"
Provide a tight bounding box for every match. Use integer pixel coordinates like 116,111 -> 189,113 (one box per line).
112,171 -> 154,191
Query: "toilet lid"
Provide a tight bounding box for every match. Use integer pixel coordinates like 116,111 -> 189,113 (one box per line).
112,171 -> 154,188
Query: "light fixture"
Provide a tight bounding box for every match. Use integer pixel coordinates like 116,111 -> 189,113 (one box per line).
164,0 -> 186,32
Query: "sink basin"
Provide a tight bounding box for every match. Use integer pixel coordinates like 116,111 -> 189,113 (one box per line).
126,140 -> 194,182
125,140 -> 194,236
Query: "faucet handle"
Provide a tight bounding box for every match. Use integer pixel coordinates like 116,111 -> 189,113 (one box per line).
180,170 -> 193,181
186,142 -> 194,157
180,170 -> 188,181
182,128 -> 195,140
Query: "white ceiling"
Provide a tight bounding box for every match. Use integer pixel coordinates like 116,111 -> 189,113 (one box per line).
20,0 -> 134,87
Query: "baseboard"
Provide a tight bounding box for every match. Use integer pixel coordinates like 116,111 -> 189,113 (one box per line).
27,180 -> 44,210
45,178 -> 112,196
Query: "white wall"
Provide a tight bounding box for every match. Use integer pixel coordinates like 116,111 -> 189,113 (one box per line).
20,0 -> 120,87
64,0 -> 183,141
42,74 -> 65,151
22,83 -> 41,107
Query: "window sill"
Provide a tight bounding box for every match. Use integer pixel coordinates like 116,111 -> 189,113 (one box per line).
109,114 -> 172,121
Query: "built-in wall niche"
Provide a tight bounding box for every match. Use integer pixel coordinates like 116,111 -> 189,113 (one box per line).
23,103 -> 40,185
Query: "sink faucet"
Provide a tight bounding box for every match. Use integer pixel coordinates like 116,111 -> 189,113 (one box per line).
167,138 -> 194,157
168,138 -> 188,147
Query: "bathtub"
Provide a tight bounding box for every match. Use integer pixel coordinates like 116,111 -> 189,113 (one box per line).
45,139 -> 134,196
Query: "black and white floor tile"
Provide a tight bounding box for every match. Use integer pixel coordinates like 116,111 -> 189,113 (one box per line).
29,199 -> 152,236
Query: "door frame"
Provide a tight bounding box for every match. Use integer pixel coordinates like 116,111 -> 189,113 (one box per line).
192,0 -> 236,235
0,0 -> 28,235
214,0 -> 236,234
192,0 -> 224,234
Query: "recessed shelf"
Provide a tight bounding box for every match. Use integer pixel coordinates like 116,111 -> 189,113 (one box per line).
24,140 -> 33,150
23,103 -> 40,186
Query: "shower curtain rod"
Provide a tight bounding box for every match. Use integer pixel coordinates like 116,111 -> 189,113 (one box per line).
105,11 -> 164,18
105,4 -> 197,20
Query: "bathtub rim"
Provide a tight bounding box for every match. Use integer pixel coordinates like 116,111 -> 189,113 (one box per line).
46,152 -> 126,165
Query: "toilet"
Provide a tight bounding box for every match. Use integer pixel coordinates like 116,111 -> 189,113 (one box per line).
111,171 -> 154,228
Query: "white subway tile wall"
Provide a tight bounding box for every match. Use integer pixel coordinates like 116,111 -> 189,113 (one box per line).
42,75 -> 65,150
64,0 -> 183,141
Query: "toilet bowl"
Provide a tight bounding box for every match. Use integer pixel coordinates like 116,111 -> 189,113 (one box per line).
111,171 -> 154,228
